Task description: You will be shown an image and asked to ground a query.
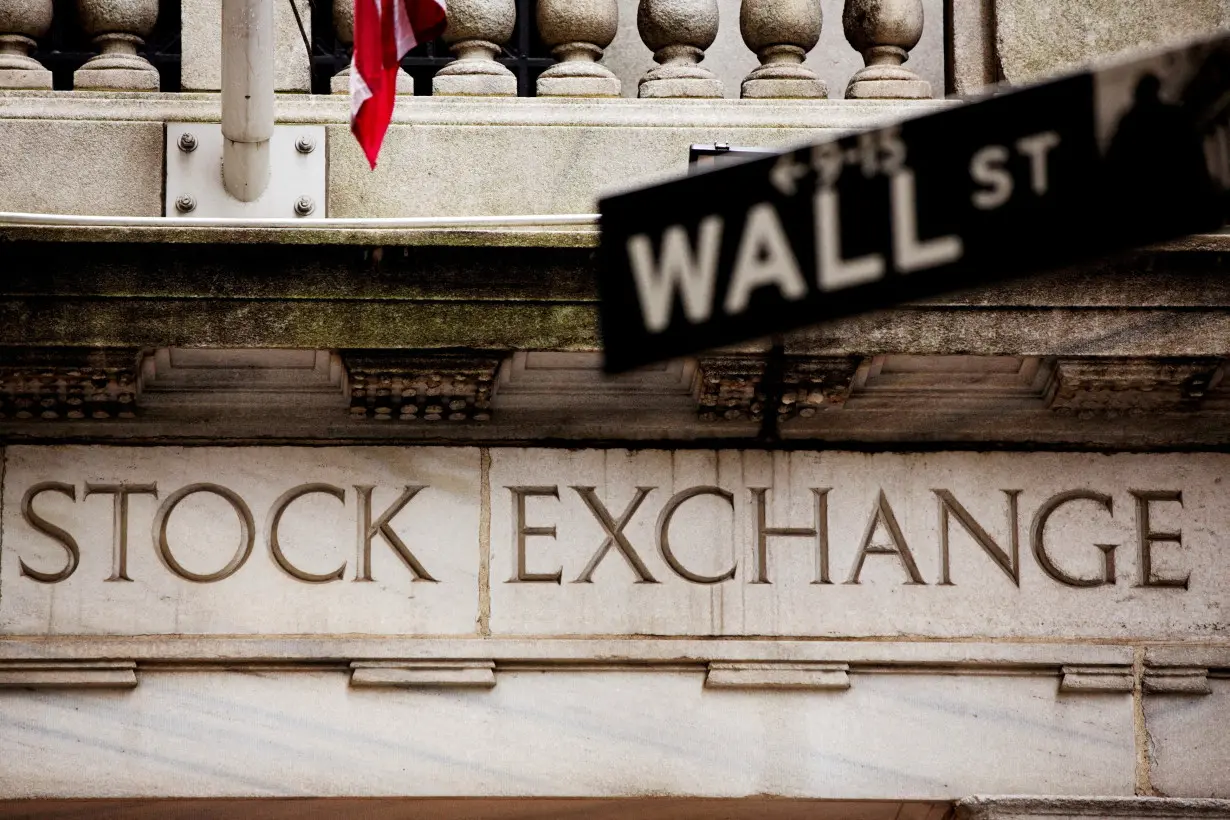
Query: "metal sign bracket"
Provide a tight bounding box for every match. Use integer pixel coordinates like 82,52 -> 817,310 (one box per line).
165,123 -> 327,219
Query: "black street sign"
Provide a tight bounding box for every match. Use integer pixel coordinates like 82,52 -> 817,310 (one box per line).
598,33 -> 1230,373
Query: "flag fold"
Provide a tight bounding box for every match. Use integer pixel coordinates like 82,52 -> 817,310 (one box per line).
351,0 -> 447,168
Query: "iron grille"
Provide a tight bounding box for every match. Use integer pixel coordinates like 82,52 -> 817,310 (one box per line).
30,0 -> 182,91
310,0 -> 555,96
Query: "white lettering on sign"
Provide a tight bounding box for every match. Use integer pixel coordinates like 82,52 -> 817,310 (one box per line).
1017,131 -> 1062,195
890,170 -> 965,273
815,188 -> 886,291
627,216 -> 723,332
627,124 -> 1000,333
724,203 -> 808,315
971,145 -> 1014,210
971,130 -> 1063,210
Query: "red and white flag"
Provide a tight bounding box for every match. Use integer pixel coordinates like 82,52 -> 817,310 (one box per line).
351,0 -> 446,168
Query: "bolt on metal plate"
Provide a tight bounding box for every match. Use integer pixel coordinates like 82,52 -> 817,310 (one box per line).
165,123 -> 328,219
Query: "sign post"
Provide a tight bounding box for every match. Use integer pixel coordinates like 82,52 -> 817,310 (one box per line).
598,34 -> 1230,373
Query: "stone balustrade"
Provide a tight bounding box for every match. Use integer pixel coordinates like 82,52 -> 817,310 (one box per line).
0,0 -> 937,98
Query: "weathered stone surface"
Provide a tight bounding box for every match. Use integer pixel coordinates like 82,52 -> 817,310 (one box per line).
73,62 -> 158,91
181,0 -> 312,91
0,0 -> 51,38
1,446 -> 481,635
0,669 -> 1134,798
740,0 -> 827,99
605,0 -> 943,99
637,0 -> 725,98
0,66 -> 52,89
434,0 -> 517,96
1047,358 -> 1223,417
487,449 -> 1229,639
537,0 -> 622,97
342,350 -> 501,422
995,0 -> 1224,85
331,66 -> 414,95
0,119 -> 163,216
73,0 -> 160,90
0,348 -> 140,421
0,0 -> 53,90
958,797 -> 1230,820
1146,677 -> 1230,797
843,0 -> 930,98
0,93 -> 947,219
947,0 -> 997,94
324,101 -> 939,218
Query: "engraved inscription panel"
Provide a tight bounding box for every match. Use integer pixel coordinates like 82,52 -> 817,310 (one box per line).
0,447 -> 481,635
1,447 -> 1226,640
488,450 -> 1229,639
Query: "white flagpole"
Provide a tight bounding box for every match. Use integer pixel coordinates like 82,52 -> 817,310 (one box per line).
221,0 -> 276,202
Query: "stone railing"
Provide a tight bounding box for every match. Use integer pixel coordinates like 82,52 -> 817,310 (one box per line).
1,0 -> 936,99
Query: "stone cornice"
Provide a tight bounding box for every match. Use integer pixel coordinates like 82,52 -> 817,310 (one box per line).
0,346 -> 1224,446
0,91 -> 952,128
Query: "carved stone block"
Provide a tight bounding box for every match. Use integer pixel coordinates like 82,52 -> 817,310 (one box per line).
1048,357 -> 1224,417
350,660 -> 496,688
706,661 -> 851,690
0,661 -> 137,689
1144,666 -> 1212,696
1059,665 -> 1134,693
0,348 -> 140,421
780,356 -> 861,420
343,351 -> 503,422
695,355 -> 767,422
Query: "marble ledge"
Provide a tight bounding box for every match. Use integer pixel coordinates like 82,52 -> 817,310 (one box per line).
350,660 -> 496,689
706,662 -> 851,691
0,637 -> 1141,668
0,224 -> 603,247
0,654 -> 1215,696
1059,665 -> 1135,694
1143,667 -> 1212,696
0,660 -> 136,689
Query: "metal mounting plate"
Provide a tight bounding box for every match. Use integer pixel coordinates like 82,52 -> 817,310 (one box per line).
165,123 -> 327,219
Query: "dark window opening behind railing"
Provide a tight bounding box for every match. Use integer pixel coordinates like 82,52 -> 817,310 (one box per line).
30,0 -> 182,91
309,0 -> 554,96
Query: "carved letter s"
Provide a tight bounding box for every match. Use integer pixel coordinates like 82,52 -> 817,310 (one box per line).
19,482 -> 80,583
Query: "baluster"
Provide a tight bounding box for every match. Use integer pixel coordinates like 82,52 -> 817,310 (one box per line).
536,0 -> 619,97
843,0 -> 929,99
0,0 -> 53,89
433,0 -> 516,96
330,0 -> 414,94
74,0 -> 160,89
637,0 -> 723,99
740,0 -> 825,99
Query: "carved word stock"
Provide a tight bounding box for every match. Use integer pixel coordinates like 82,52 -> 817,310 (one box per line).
14,481 -> 1191,589
17,482 -> 435,585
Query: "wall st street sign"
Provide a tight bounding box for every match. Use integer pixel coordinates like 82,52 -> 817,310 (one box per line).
597,34 -> 1230,373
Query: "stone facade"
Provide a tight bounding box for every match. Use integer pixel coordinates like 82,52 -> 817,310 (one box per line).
0,0 -> 1228,815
